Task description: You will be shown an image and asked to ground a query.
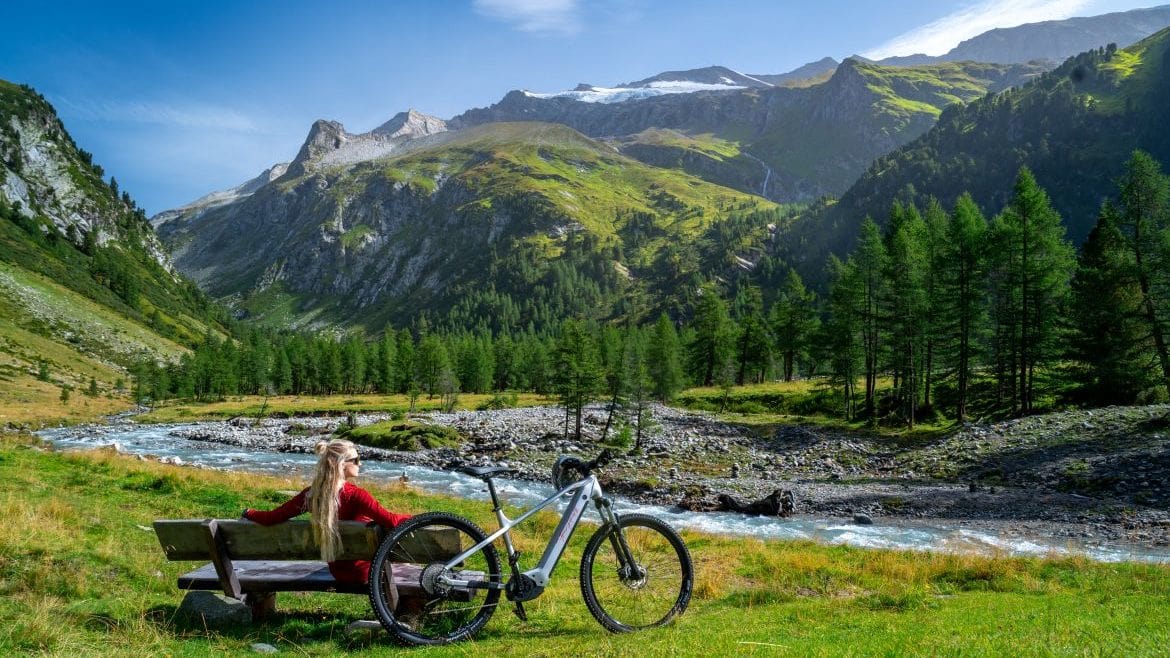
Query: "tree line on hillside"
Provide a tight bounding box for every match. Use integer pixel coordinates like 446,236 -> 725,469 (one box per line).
134,150 -> 1170,431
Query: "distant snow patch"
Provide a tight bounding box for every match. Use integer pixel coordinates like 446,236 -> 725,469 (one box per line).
524,80 -> 746,104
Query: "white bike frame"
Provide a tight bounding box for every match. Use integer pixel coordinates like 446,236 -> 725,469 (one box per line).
438,473 -> 618,591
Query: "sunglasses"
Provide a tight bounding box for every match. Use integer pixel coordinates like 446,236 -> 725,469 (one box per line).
345,456 -> 361,466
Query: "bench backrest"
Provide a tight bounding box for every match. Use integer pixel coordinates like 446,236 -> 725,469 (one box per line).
154,519 -> 460,562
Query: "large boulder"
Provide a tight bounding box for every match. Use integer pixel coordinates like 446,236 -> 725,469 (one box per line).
176,591 -> 252,627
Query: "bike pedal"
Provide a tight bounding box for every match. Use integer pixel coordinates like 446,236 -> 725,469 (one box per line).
512,602 -> 528,622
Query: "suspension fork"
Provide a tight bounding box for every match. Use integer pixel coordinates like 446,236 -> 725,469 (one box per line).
596,497 -> 643,579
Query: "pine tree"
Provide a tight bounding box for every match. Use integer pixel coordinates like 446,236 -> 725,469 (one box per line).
1115,151 -> 1170,398
623,328 -> 654,452
769,269 -> 819,382
415,334 -> 450,396
920,198 -> 949,413
553,319 -> 603,440
1073,151 -> 1170,401
598,326 -> 628,442
1072,206 -> 1150,401
853,218 -> 887,422
883,204 -> 929,426
733,285 -> 771,384
687,286 -> 736,387
988,168 -> 1075,413
940,193 -> 989,421
647,313 -> 684,401
395,329 -> 416,394
341,336 -> 366,393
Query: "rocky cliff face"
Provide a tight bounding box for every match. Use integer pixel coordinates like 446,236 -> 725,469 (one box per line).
0,81 -> 171,270
283,110 -> 448,179
155,109 -> 449,235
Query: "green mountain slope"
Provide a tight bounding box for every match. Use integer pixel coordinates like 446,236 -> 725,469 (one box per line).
783,29 -> 1170,280
0,80 -> 230,411
454,60 -> 1044,203
158,122 -> 787,333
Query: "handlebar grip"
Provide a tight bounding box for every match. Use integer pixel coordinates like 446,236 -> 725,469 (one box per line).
589,449 -> 614,470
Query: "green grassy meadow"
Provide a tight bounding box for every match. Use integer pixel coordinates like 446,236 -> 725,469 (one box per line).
2,431 -> 1168,657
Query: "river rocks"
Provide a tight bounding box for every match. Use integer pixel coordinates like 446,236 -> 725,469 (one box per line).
853,513 -> 874,525
115,401 -> 1170,551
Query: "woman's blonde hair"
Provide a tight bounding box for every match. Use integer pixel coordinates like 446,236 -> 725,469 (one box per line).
308,439 -> 357,561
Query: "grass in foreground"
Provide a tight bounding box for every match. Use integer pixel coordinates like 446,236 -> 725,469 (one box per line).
1,431 -> 1168,657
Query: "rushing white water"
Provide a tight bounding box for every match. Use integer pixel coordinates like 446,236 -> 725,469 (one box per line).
37,423 -> 1170,563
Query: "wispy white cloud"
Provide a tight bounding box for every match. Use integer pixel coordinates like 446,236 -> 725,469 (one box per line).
862,0 -> 1093,59
57,98 -> 263,132
473,0 -> 582,35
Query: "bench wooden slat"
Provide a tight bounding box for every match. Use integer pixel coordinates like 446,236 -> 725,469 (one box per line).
176,561 -> 484,602
177,561 -> 422,595
154,518 -> 477,617
154,520 -> 384,561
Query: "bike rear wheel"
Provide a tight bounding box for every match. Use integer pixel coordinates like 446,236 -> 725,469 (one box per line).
368,512 -> 501,646
579,513 -> 693,633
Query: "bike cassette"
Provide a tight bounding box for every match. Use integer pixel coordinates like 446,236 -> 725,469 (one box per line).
419,563 -> 453,597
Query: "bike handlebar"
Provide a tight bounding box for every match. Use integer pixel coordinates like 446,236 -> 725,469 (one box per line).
583,449 -> 614,473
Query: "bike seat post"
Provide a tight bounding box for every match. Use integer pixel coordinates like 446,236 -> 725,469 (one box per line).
484,476 -> 503,512
484,475 -> 520,565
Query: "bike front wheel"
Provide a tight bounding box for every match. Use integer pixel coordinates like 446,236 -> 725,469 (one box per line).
368,512 -> 502,646
579,513 -> 693,633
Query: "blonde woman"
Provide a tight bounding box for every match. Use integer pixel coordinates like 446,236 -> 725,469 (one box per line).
243,439 -> 411,583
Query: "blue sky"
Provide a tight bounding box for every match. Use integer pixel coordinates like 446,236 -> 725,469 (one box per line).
1,0 -> 1160,215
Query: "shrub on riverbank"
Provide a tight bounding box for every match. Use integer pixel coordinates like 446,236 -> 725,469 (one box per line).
3,430 -> 1169,656
336,419 -> 464,451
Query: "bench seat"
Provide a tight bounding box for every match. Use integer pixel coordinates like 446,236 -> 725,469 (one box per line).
155,518 -> 466,619
176,560 -> 427,595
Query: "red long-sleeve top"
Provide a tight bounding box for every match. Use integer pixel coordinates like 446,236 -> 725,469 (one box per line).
243,481 -> 411,584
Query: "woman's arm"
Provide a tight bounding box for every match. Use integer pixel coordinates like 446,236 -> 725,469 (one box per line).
347,486 -> 411,528
242,488 -> 309,525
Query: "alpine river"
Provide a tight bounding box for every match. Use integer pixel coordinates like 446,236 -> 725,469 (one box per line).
37,422 -> 1170,564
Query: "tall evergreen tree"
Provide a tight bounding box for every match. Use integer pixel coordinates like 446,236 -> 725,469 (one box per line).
769,269 -> 819,382
1073,151 -> 1170,401
1114,151 -> 1170,398
415,333 -> 450,396
733,285 -> 771,384
988,168 -> 1075,413
823,255 -> 863,420
553,319 -> 603,440
623,328 -> 654,452
920,198 -> 948,413
647,313 -> 684,401
1072,206 -> 1151,401
883,204 -> 929,426
687,286 -> 736,387
940,193 -> 989,421
853,218 -> 887,421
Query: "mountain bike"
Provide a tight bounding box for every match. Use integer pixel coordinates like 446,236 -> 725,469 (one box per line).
368,449 -> 694,646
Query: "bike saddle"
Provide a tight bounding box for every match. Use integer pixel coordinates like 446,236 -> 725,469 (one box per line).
456,464 -> 516,480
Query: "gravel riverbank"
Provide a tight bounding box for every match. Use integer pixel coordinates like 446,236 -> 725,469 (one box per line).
157,402 -> 1170,551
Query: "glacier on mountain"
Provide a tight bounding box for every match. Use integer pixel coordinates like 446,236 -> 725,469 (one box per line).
523,79 -> 746,104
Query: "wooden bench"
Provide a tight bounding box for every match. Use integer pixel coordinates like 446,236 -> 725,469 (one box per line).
153,519 -> 460,620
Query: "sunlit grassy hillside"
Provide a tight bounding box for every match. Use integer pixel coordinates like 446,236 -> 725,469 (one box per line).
2,432 -> 1167,656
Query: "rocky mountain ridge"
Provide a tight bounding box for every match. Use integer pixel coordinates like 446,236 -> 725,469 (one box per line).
1,82 -> 170,269
155,121 -> 779,332
452,58 -> 1043,202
